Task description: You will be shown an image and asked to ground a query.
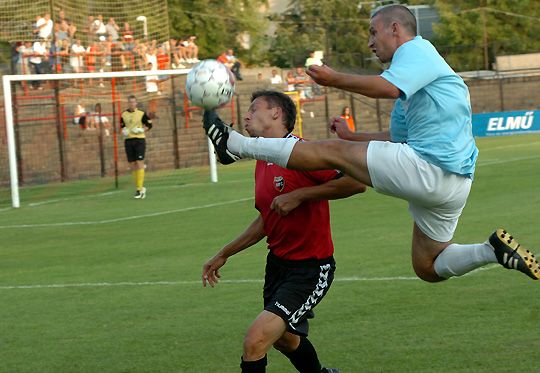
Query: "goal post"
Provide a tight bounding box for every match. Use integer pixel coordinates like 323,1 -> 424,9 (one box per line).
2,69 -> 220,208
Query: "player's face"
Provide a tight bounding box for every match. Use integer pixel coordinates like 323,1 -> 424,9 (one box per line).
128,98 -> 137,111
368,16 -> 395,63
244,97 -> 275,137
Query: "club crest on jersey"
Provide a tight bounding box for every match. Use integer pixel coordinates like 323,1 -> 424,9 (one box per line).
274,176 -> 285,192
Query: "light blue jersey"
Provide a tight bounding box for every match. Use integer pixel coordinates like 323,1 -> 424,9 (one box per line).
389,100 -> 407,143
381,36 -> 478,178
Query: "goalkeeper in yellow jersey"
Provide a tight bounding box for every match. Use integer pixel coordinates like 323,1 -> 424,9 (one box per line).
121,95 -> 153,199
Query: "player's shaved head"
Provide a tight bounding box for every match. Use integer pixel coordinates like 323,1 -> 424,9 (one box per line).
372,4 -> 417,36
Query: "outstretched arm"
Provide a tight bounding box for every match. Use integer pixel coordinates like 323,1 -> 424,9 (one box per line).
271,175 -> 366,216
202,215 -> 266,287
306,65 -> 400,99
330,117 -> 391,142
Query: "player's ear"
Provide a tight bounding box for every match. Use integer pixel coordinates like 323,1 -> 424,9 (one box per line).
272,107 -> 281,120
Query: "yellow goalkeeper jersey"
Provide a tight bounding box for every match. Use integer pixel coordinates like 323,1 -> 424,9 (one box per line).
121,108 -> 153,139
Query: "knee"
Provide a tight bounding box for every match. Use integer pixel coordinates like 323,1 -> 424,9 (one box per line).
243,333 -> 267,360
412,261 -> 445,283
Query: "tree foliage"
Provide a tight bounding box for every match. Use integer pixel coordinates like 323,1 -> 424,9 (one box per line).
267,0 -> 374,70
414,0 -> 540,71
167,0 -> 269,64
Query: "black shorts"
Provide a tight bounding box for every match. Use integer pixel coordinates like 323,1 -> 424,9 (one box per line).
263,251 -> 335,337
124,138 -> 146,162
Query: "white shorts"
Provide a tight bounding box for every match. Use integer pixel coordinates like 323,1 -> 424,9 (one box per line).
367,141 -> 472,242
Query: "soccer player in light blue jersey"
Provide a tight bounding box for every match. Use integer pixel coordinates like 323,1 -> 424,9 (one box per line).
203,5 -> 539,282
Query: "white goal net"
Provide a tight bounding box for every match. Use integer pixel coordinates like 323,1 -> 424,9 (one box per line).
1,69 -> 223,208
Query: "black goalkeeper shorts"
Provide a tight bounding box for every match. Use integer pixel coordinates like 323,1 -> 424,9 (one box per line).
263,251 -> 335,337
124,138 -> 146,163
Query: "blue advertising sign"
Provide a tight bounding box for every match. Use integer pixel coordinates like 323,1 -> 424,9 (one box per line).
472,110 -> 540,137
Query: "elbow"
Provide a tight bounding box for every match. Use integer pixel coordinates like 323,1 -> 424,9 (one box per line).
356,183 -> 368,194
385,85 -> 401,99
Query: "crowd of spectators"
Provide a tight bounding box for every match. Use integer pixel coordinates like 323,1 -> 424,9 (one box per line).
13,10 -> 201,89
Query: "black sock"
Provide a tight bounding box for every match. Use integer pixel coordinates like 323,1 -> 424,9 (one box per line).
281,337 -> 322,373
240,355 -> 267,373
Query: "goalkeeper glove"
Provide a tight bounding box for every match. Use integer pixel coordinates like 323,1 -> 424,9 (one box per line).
132,127 -> 145,134
122,127 -> 130,136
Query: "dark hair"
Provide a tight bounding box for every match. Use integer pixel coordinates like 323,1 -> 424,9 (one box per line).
127,94 -> 136,101
372,4 -> 417,36
250,90 -> 296,133
341,106 -> 350,115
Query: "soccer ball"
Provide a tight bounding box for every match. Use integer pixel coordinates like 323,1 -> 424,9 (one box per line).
185,59 -> 235,110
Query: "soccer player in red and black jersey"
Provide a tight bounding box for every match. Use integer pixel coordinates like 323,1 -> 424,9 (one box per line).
202,91 -> 366,373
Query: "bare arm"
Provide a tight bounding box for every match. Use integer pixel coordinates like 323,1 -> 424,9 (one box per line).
271,175 -> 366,216
202,215 -> 266,287
330,117 -> 391,142
307,64 -> 400,99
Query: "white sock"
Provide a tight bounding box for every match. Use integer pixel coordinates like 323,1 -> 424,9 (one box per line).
434,241 -> 497,278
227,131 -> 298,168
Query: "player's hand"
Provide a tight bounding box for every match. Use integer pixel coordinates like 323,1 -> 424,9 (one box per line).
270,192 -> 302,216
202,255 -> 227,287
329,117 -> 354,140
121,127 -> 130,136
306,64 -> 337,87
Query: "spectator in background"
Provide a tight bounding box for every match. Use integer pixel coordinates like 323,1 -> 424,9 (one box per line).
122,22 -> 135,52
55,9 -> 67,24
186,36 -> 199,63
176,37 -> 189,64
17,41 -> 33,75
145,46 -> 158,70
58,39 -> 72,73
34,13 -> 53,40
293,67 -> 312,99
169,39 -> 185,69
29,38 -> 49,89
285,71 -> 296,92
89,103 -> 110,135
106,18 -> 120,42
305,50 -> 323,68
54,22 -> 69,46
101,35 -> 113,68
111,41 -> 126,71
270,69 -> 283,85
340,106 -> 355,132
145,62 -> 160,95
85,16 -> 95,43
92,15 -> 107,41
67,21 -> 77,40
217,49 -> 243,81
156,46 -> 169,71
69,39 -> 85,73
86,41 -> 99,74
73,103 -> 88,129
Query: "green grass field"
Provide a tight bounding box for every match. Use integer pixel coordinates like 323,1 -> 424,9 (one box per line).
1,134 -> 539,372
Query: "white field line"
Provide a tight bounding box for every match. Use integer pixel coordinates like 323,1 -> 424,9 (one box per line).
27,179 -> 249,207
0,276 -> 417,290
0,197 -> 253,229
477,155 -> 540,166
0,266 -> 499,290
1,153 -> 538,227
480,140 -> 540,151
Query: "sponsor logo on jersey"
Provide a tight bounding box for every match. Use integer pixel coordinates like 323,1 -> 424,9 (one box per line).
274,176 -> 284,192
